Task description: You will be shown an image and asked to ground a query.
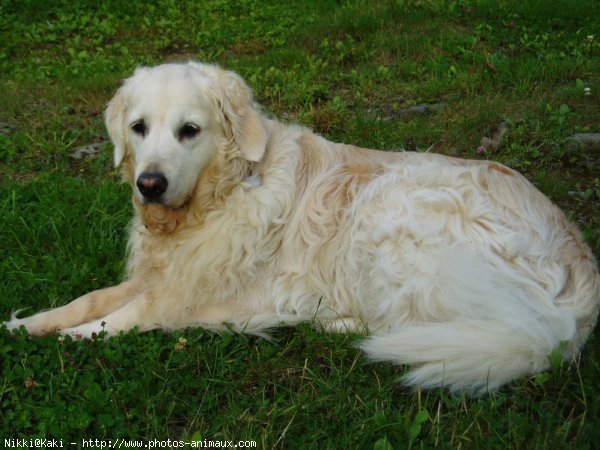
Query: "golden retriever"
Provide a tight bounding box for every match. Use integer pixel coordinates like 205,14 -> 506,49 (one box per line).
6,62 -> 600,393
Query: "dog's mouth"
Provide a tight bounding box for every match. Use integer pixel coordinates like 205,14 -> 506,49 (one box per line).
137,185 -> 187,208
141,196 -> 164,205
135,198 -> 191,234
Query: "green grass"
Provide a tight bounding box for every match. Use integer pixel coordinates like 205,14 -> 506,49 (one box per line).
1,0 -> 600,447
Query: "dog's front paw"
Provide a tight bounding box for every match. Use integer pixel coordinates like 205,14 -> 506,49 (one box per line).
60,320 -> 111,340
3,310 -> 57,335
3,310 -> 28,332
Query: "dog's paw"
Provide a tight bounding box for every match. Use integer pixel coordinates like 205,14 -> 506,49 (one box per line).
3,310 -> 57,335
60,320 -> 111,340
3,313 -> 27,332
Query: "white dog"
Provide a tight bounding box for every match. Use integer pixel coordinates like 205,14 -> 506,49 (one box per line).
6,62 -> 600,393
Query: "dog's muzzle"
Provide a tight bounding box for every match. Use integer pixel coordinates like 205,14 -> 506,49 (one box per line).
137,172 -> 168,202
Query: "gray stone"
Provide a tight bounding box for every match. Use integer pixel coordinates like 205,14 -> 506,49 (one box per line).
396,103 -> 446,115
566,133 -> 600,150
0,122 -> 16,135
377,103 -> 445,121
70,141 -> 109,160
480,121 -> 509,150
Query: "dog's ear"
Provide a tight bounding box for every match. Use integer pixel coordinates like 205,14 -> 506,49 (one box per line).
212,67 -> 268,162
105,87 -> 127,167
105,67 -> 150,167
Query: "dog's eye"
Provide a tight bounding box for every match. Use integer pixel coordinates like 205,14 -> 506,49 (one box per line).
179,123 -> 201,140
131,120 -> 147,136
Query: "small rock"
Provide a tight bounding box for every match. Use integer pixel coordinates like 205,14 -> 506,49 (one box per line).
70,141 -> 109,160
380,103 -> 445,121
0,122 -> 16,135
479,137 -> 497,149
566,133 -> 600,150
480,121 -> 509,151
396,103 -> 446,115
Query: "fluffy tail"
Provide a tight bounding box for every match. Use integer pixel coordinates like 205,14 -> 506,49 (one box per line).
359,318 -> 576,395
358,221 -> 600,394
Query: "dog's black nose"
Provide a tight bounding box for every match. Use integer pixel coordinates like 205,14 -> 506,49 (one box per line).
136,172 -> 168,200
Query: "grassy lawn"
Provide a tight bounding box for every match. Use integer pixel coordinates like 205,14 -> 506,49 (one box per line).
1,0 -> 600,447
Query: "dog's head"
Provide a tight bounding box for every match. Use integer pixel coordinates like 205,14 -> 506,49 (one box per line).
105,62 -> 268,215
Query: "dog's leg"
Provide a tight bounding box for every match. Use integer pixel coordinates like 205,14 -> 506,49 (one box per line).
60,293 -> 159,338
5,280 -> 141,335
60,298 -> 262,338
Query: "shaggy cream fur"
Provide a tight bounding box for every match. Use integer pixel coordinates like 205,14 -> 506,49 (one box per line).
6,61 -> 600,393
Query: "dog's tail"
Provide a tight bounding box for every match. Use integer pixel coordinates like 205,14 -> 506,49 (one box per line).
359,320 -> 572,394
359,254 -> 600,395
359,219 -> 600,394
